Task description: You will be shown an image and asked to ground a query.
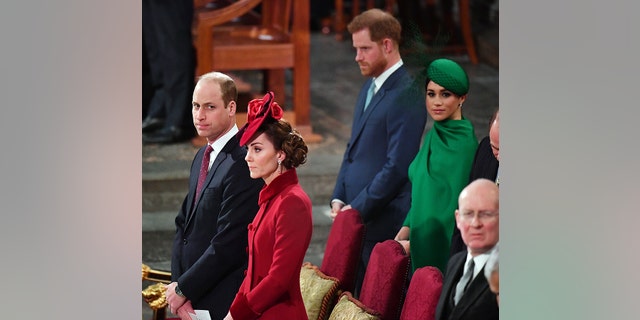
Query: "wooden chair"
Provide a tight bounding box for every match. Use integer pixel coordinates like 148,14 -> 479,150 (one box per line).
193,0 -> 321,142
334,0 -> 395,41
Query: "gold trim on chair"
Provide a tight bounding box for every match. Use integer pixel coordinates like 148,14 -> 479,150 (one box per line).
142,264 -> 173,320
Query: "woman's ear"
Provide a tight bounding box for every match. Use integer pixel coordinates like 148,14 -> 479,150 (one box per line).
459,94 -> 467,106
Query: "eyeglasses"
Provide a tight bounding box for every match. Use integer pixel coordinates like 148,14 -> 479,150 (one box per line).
459,211 -> 499,222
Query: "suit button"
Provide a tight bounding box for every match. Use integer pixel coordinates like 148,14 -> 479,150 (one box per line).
183,239 -> 188,245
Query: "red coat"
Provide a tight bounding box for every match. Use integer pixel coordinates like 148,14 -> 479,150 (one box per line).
229,169 -> 313,319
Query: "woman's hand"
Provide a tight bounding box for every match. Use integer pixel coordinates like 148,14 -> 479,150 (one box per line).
394,226 -> 411,255
394,226 -> 410,241
397,240 -> 411,255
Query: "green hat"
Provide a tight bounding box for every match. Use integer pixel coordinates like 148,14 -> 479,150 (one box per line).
426,58 -> 469,96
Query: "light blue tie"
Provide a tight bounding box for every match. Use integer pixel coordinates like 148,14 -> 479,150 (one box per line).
364,80 -> 375,111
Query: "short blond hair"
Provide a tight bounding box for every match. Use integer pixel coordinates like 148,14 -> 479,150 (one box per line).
197,72 -> 238,107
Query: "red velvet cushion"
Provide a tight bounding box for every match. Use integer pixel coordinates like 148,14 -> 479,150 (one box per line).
320,208 -> 365,293
359,240 -> 410,320
399,266 -> 443,320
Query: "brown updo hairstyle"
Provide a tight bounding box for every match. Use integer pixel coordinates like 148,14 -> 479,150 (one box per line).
257,119 -> 308,169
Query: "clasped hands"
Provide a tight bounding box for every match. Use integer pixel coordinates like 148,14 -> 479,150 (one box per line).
164,282 -> 195,320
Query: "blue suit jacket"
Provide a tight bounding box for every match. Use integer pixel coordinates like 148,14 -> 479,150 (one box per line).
171,135 -> 264,320
332,65 -> 427,243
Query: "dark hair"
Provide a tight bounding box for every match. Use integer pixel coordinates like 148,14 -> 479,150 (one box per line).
347,8 -> 401,45
424,78 -> 463,99
257,119 -> 308,168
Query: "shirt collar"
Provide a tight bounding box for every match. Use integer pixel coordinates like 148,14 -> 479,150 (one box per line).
372,59 -> 403,93
465,250 -> 492,279
209,124 -> 239,153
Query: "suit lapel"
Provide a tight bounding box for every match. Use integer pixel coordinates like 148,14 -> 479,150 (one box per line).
185,137 -> 237,228
435,252 -> 465,320
347,67 -> 405,155
446,254 -> 466,306
449,265 -> 491,319
185,147 -> 205,219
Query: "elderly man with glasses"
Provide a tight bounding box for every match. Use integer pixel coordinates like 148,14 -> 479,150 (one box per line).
435,178 -> 499,320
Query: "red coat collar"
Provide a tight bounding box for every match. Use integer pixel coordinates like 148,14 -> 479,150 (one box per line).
258,169 -> 299,206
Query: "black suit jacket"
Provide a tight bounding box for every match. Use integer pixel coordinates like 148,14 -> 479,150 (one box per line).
171,135 -> 263,320
450,136 -> 499,257
435,251 -> 499,320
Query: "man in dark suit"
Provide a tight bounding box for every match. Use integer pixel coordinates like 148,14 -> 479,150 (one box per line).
165,72 -> 263,320
435,178 -> 499,320
330,8 -> 427,296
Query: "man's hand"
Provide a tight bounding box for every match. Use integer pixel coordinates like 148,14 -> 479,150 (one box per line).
330,201 -> 345,220
165,282 -> 187,314
176,300 -> 195,320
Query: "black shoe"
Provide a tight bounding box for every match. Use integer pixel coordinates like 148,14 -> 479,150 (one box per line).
142,117 -> 165,133
143,126 -> 193,144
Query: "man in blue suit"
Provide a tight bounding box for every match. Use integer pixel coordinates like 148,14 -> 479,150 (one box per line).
330,8 -> 427,296
165,72 -> 263,319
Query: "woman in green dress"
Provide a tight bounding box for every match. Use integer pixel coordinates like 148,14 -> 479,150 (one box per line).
395,58 -> 478,273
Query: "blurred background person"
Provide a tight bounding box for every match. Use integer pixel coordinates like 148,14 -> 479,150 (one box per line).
484,243 -> 499,305
142,0 -> 196,144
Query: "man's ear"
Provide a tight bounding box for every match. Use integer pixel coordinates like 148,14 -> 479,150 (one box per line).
382,38 -> 393,53
228,100 -> 236,116
455,209 -> 461,228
